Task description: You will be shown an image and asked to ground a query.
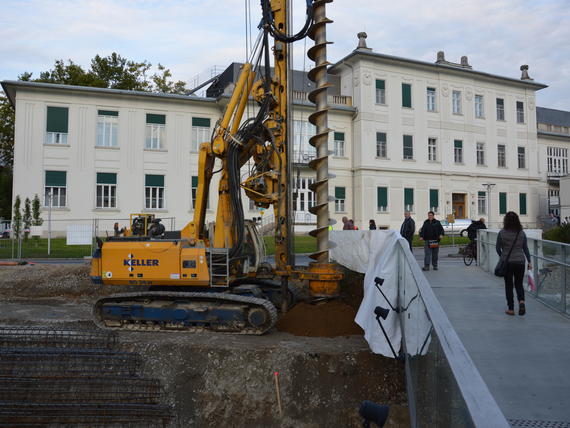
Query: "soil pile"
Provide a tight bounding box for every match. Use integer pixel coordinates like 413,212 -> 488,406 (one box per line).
276,300 -> 363,337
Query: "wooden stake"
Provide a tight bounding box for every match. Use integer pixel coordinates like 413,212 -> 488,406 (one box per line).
274,371 -> 283,417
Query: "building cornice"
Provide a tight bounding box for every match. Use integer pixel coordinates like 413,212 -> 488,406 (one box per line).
537,131 -> 570,142
330,50 -> 548,91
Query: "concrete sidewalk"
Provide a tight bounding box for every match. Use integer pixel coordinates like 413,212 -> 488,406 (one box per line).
416,247 -> 570,423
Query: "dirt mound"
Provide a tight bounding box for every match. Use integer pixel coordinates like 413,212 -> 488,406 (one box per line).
276,300 -> 363,337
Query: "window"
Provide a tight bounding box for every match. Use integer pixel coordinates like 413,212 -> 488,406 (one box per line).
377,187 -> 388,212
498,144 -> 506,167
518,147 -> 526,169
516,101 -> 525,124
145,114 -> 165,150
519,193 -> 527,215
376,132 -> 387,158
333,132 -> 345,157
191,117 -> 211,152
249,199 -> 256,211
478,191 -> 487,215
404,188 -> 414,212
45,106 -> 69,145
499,192 -> 507,215
96,173 -> 117,208
401,83 -> 412,108
145,174 -> 164,209
334,187 -> 345,212
429,189 -> 439,213
293,120 -> 316,163
403,135 -> 413,160
547,147 -> 568,175
191,176 -> 198,209
476,142 -> 485,166
475,95 -> 484,118
97,110 -> 118,147
454,140 -> 463,163
375,80 -> 386,105
428,138 -> 437,162
452,90 -> 462,114
426,87 -> 436,112
44,171 -> 67,207
496,98 -> 505,121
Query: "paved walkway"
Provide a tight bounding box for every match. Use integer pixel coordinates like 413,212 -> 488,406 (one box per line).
416,247 -> 570,423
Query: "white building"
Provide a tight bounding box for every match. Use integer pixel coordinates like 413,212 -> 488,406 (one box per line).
3,36 -> 556,234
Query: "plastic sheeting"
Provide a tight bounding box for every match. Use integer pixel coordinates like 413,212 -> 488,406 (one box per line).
330,230 -> 431,358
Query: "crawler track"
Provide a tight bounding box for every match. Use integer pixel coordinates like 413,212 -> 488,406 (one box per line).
94,292 -> 278,335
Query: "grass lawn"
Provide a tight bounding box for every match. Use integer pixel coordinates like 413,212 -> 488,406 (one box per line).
412,235 -> 469,247
0,238 -> 92,259
263,235 -> 316,256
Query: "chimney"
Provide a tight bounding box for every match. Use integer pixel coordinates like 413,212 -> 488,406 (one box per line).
436,51 -> 445,63
461,56 -> 470,67
520,65 -> 533,81
357,32 -> 372,51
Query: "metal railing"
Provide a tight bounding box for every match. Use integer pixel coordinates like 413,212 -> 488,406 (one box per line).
479,229 -> 570,316
394,239 -> 509,427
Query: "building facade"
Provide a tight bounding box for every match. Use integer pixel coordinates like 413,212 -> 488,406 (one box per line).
3,40 -> 560,234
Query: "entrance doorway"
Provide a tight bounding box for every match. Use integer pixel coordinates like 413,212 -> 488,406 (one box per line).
452,193 -> 466,219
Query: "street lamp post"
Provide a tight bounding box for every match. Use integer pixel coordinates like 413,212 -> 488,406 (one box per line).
482,184 -> 496,228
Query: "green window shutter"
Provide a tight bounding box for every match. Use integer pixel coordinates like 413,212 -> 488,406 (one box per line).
430,189 -> 439,209
335,187 -> 345,200
334,132 -> 345,141
192,117 -> 211,127
192,176 -> 198,188
402,83 -> 412,108
45,171 -> 66,187
146,114 -> 166,125
519,193 -> 527,215
97,172 -> 117,185
98,110 -> 118,117
377,187 -> 388,208
499,192 -> 507,214
404,188 -> 414,205
478,191 -> 486,198
145,174 -> 164,187
376,79 -> 385,90
46,107 -> 69,133
454,140 -> 462,148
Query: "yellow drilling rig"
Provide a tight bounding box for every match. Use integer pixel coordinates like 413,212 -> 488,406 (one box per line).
90,0 -> 341,334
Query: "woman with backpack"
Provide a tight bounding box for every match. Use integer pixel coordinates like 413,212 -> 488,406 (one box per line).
495,211 -> 532,316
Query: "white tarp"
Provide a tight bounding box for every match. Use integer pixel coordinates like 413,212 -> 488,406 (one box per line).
330,230 -> 431,358
66,224 -> 92,245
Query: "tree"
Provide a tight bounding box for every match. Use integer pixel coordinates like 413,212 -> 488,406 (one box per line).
32,194 -> 43,226
23,197 -> 32,240
0,54 -> 188,218
12,195 -> 21,239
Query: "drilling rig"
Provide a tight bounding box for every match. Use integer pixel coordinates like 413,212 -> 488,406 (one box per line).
90,0 -> 341,334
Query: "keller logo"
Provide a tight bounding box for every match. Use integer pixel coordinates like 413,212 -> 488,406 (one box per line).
124,253 -> 159,271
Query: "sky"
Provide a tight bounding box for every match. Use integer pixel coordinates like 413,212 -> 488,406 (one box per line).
1,0 -> 569,110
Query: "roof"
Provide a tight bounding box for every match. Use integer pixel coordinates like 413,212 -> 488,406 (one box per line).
537,106 -> 570,127
329,49 -> 548,90
1,80 -> 218,108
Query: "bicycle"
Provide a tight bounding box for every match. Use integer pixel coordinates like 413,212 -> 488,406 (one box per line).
463,241 -> 477,266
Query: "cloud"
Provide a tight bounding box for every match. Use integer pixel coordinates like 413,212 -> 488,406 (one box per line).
1,0 -> 568,109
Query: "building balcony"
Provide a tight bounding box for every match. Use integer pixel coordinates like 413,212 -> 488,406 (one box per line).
292,150 -> 316,165
292,90 -> 352,107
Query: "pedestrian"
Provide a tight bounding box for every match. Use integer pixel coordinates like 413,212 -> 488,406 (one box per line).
495,211 -> 532,316
399,211 -> 415,251
349,219 -> 357,230
342,217 -> 355,230
418,211 -> 444,271
369,219 -> 377,230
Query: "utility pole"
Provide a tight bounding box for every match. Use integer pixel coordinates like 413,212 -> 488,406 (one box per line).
482,184 -> 496,228
47,190 -> 52,256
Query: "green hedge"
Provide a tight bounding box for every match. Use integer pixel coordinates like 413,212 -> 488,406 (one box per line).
543,224 -> 570,244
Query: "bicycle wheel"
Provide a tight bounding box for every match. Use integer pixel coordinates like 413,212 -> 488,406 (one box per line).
463,251 -> 474,266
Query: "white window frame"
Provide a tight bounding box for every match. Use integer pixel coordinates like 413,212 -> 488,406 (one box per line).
496,98 -> 505,121
426,87 -> 436,112
96,183 -> 117,208
375,80 -> 386,105
454,141 -> 463,164
518,147 -> 526,169
333,136 -> 345,157
498,144 -> 506,167
516,101 -> 525,124
97,114 -> 118,147
335,198 -> 345,213
547,147 -> 568,175
44,186 -> 66,208
428,137 -> 437,162
478,192 -> 487,216
192,123 -> 210,153
145,186 -> 164,209
475,94 -> 484,118
452,90 -> 462,115
476,142 -> 485,166
145,123 -> 165,150
403,135 -> 413,160
293,120 -> 317,163
45,132 -> 68,145
376,132 -> 387,158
